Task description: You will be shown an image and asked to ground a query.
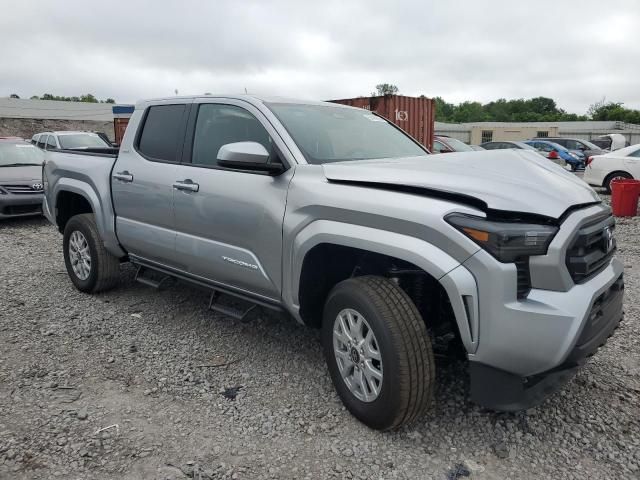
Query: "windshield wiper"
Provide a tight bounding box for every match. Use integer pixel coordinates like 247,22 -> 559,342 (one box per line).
0,163 -> 42,167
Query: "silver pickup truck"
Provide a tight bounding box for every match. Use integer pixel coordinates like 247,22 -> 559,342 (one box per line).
43,95 -> 624,430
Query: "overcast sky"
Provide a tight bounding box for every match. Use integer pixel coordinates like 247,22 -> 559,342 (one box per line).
1,0 -> 638,114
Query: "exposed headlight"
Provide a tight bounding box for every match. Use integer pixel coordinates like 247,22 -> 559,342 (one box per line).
445,213 -> 558,262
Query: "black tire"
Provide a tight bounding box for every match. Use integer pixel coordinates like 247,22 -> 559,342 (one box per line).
63,214 -> 120,293
604,171 -> 632,194
322,275 -> 435,430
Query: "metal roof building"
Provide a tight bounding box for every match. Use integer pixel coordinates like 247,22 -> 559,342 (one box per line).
0,97 -> 129,121
0,98 -> 135,140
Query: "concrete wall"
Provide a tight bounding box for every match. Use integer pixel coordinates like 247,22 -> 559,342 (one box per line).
0,118 -> 114,141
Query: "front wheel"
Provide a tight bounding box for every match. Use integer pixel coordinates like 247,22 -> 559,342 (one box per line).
63,214 -> 120,293
322,276 -> 435,430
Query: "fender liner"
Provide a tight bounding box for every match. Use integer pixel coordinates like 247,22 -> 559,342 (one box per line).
53,179 -> 125,258
284,220 -> 479,352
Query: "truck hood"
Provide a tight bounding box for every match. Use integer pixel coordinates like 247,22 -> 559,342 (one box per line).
322,149 -> 600,219
0,165 -> 42,183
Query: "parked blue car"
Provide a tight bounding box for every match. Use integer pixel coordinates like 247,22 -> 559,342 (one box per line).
525,140 -> 585,171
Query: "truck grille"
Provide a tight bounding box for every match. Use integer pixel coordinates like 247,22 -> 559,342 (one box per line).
1,184 -> 44,194
566,214 -> 616,284
515,258 -> 531,299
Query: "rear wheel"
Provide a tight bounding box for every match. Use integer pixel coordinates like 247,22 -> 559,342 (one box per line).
604,171 -> 632,194
63,214 -> 120,293
322,276 -> 435,430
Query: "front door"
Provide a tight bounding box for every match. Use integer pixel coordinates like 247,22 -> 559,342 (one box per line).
172,100 -> 293,301
111,102 -> 189,266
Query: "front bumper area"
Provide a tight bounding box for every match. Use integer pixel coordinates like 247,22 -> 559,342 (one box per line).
0,193 -> 43,219
470,272 -> 624,411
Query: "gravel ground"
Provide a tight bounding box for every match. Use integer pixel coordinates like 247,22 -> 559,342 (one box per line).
1,198 -> 639,480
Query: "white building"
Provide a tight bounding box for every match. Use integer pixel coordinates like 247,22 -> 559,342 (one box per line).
435,120 -> 640,146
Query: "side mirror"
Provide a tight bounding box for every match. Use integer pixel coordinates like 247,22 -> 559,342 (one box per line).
439,148 -> 453,154
217,141 -> 284,175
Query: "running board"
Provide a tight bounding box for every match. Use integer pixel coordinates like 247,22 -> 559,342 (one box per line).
127,256 -> 286,318
135,265 -> 173,290
208,290 -> 257,322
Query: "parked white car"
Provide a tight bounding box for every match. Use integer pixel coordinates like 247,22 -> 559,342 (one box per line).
31,131 -> 112,151
583,144 -> 640,193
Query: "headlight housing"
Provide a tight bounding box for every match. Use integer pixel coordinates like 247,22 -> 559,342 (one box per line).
446,213 -> 558,263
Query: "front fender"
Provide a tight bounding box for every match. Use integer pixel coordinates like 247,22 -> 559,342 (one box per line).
282,220 -> 479,352
52,178 -> 125,258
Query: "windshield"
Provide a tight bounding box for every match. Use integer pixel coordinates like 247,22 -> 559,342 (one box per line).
442,137 -> 474,152
266,103 -> 427,164
58,134 -> 110,149
0,143 -> 44,166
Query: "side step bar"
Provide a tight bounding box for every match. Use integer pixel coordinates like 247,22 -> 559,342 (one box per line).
208,290 -> 257,322
135,265 -> 173,289
128,256 -> 285,321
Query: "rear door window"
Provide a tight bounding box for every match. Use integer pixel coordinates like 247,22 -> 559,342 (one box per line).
37,135 -> 48,149
46,135 -> 57,150
538,142 -> 552,152
137,104 -> 187,162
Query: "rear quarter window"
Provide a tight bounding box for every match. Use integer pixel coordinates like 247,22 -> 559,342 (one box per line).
137,104 -> 187,162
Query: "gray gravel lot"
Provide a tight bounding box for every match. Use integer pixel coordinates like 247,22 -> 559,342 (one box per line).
1,199 -> 639,480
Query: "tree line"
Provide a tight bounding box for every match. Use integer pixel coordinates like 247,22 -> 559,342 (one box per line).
433,96 -> 640,124
370,84 -> 640,124
9,93 -> 115,103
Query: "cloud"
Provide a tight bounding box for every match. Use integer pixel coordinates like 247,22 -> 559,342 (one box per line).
1,0 -> 638,114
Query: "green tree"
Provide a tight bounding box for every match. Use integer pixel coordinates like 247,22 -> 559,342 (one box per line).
431,96 -> 590,123
33,93 -> 116,103
432,96 -> 455,122
451,101 -> 486,122
587,99 -> 640,123
372,83 -> 399,96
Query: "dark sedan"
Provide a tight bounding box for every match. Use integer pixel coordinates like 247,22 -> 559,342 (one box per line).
0,138 -> 45,219
479,141 -> 539,151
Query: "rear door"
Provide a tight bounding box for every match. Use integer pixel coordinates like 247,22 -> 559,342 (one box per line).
111,101 -> 190,266
45,135 -> 57,151
625,147 -> 640,177
37,135 -> 47,149
171,99 -> 294,300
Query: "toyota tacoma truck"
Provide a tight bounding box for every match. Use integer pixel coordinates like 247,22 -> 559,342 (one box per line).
42,95 -> 624,430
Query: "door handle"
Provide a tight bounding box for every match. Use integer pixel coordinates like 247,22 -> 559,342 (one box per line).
113,171 -> 133,183
172,180 -> 199,192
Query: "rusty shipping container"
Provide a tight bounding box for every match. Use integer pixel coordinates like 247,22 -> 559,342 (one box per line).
113,117 -> 129,145
329,95 -> 435,150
